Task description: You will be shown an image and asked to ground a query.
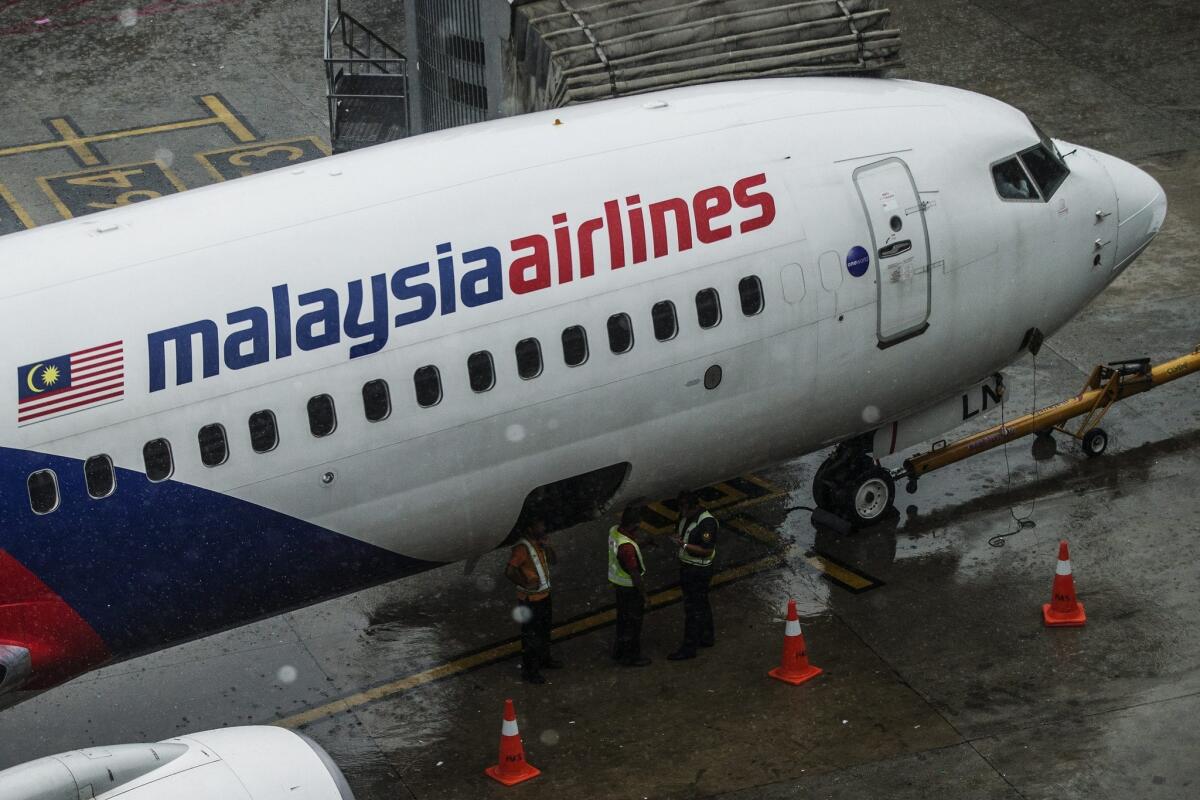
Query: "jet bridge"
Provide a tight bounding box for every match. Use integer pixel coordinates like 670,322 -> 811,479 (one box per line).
327,0 -> 902,145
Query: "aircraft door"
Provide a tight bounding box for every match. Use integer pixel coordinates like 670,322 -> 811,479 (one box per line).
853,158 -> 932,345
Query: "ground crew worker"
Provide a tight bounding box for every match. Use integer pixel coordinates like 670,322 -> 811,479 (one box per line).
609,504 -> 651,667
505,519 -> 561,684
668,491 -> 718,660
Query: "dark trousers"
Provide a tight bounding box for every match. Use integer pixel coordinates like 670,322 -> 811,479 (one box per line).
519,596 -> 553,676
613,585 -> 645,661
680,563 -> 714,650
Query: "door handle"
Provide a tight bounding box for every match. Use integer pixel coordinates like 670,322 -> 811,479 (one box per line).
879,240 -> 912,259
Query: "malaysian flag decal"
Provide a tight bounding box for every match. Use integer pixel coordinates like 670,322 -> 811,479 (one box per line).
17,341 -> 125,425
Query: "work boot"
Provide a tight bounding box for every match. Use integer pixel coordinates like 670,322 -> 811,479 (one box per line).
667,648 -> 697,661
542,657 -> 564,669
521,671 -> 547,685
620,657 -> 652,667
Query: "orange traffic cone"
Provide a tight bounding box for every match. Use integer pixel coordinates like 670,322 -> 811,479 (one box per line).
484,699 -> 541,786
768,599 -> 823,685
1042,540 -> 1086,627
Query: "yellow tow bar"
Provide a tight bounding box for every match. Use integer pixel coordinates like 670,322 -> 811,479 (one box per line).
901,345 -> 1200,486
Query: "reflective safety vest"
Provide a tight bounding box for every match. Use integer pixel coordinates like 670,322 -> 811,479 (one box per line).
608,527 -> 645,587
517,538 -> 551,593
677,510 -> 717,567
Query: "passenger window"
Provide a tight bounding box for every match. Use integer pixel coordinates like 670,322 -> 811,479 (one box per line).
27,469 -> 59,514
307,394 -> 337,437
992,157 -> 1038,201
738,276 -> 764,316
516,338 -> 543,379
362,379 -> 391,421
607,313 -> 634,354
143,438 -> 174,482
249,410 -> 279,452
468,351 -> 495,392
84,455 -> 115,499
1020,144 -> 1070,200
414,365 -> 442,407
198,423 -> 229,466
652,301 -> 677,341
561,326 -> 588,367
695,288 -> 722,329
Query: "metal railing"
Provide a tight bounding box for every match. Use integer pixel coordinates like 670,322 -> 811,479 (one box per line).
324,0 -> 410,151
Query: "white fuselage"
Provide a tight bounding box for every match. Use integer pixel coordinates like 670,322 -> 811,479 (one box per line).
0,78 -> 1166,695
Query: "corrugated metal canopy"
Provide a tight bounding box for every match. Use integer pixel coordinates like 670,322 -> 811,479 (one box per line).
509,0 -> 901,109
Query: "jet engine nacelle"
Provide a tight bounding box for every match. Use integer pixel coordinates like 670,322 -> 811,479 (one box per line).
0,726 -> 353,800
0,645 -> 32,695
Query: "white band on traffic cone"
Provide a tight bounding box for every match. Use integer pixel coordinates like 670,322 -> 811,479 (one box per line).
1056,559 -> 1072,576
785,619 -> 801,636
502,718 -> 519,737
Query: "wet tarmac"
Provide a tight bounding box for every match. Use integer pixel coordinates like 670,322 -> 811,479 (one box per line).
1,1 -> 1199,798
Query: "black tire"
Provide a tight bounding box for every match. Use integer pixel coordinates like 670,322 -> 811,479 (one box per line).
812,459 -> 837,511
1082,427 -> 1108,458
841,465 -> 896,529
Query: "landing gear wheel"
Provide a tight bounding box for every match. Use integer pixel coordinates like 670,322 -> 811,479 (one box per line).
1082,427 -> 1108,458
842,466 -> 896,529
812,460 -> 837,511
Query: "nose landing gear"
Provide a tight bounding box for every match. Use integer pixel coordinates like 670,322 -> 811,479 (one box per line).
812,441 -> 897,529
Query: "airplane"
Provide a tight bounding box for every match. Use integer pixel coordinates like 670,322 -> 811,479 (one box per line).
0,725 -> 354,799
0,77 -> 1167,708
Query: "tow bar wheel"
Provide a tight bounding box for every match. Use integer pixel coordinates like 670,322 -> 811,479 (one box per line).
1082,427 -> 1108,457
848,467 -> 895,527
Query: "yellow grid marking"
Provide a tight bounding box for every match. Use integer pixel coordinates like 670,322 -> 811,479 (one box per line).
36,160 -> 188,220
724,516 -> 780,546
195,136 -> 332,182
45,118 -> 102,167
0,95 -> 256,161
804,554 -> 875,591
0,182 -> 35,230
274,554 -> 782,730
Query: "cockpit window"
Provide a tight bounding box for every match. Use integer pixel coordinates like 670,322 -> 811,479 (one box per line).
1019,143 -> 1070,200
992,157 -> 1038,201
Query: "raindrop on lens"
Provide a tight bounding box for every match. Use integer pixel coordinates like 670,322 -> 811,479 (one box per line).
277,665 -> 298,684
505,424 -> 526,443
511,605 -> 532,624
154,147 -> 174,167
118,8 -> 137,27
861,405 -> 880,423
539,729 -> 560,746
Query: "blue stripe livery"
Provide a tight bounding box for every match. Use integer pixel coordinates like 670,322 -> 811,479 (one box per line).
0,446 -> 439,657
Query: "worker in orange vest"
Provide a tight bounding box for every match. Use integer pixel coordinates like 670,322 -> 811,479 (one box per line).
505,518 -> 561,684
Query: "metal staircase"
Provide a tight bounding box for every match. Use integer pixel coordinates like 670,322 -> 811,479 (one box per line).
324,0 -> 410,153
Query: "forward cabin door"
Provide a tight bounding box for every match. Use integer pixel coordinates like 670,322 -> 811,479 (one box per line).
853,157 -> 932,346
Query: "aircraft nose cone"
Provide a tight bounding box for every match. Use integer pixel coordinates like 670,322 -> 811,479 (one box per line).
1095,151 -> 1167,268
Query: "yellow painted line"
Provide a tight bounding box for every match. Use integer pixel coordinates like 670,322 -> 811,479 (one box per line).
805,553 -> 875,592
0,95 -> 257,160
198,94 -> 257,143
46,118 -> 102,167
195,136 -> 333,182
36,160 -> 188,220
703,482 -> 749,510
0,183 -> 35,229
275,553 -> 782,730
725,514 -> 878,592
724,516 -> 780,547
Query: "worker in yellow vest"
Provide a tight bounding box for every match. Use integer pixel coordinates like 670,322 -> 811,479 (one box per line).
668,491 -> 718,661
505,518 -> 561,684
608,504 -> 651,667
